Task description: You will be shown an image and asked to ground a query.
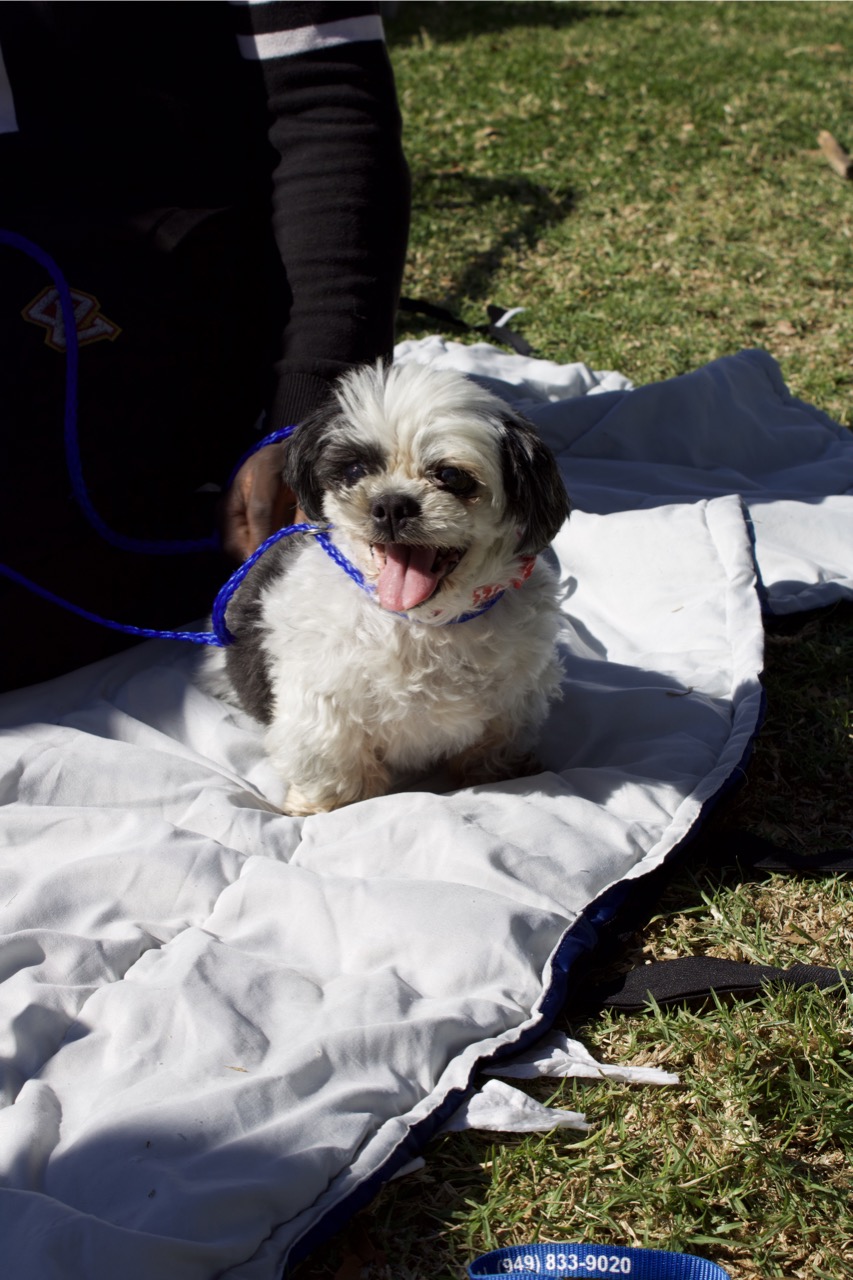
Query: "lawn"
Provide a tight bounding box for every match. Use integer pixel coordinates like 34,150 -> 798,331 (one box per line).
298,5 -> 853,1278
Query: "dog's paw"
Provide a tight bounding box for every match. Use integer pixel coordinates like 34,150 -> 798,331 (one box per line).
282,784 -> 328,817
282,763 -> 390,816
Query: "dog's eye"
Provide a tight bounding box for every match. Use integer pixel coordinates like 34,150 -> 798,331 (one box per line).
342,461 -> 368,485
435,466 -> 477,496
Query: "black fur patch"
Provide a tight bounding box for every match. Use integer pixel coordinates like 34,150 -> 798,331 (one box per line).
282,408 -> 387,521
280,407 -> 335,522
316,438 -> 387,492
498,412 -> 571,554
223,536 -> 309,725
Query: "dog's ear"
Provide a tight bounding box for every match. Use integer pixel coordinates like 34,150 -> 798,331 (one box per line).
282,406 -> 335,522
499,412 -> 570,554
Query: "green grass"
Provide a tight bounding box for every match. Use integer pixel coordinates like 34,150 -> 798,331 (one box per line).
394,0 -> 853,421
295,5 -> 853,1278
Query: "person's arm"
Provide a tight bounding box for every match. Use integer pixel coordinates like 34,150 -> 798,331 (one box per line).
223,1 -> 410,559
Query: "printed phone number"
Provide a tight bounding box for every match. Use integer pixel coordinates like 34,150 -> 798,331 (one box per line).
501,1255 -> 632,1275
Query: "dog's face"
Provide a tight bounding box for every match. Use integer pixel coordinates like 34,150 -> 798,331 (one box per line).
283,362 -> 569,620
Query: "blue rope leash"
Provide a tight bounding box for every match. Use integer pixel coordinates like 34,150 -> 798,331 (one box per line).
0,521 -> 323,647
0,560 -> 225,647
1,227 -> 505,647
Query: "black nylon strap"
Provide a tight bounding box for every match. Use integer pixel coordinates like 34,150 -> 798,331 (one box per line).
711,831 -> 853,876
564,834 -> 852,1019
595,955 -> 852,1013
398,297 -> 534,356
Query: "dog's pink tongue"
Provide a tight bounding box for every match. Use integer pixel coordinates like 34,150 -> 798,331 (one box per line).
377,544 -> 439,612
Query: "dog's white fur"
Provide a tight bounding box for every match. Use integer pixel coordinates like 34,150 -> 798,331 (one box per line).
208,361 -> 569,816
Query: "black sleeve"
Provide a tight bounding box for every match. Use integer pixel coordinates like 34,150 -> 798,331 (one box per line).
229,1 -> 411,429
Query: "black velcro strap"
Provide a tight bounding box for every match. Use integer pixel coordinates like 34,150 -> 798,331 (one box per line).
398,297 -> 534,356
596,955 -> 852,1012
565,834 -> 852,1020
716,831 -> 853,876
484,304 -> 534,356
752,850 -> 853,875
784,962 -> 853,991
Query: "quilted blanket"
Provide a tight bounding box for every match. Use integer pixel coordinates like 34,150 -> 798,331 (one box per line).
0,342 -> 849,1279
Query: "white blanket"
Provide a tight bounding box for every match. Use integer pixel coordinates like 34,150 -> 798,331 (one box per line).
0,343 -> 849,1279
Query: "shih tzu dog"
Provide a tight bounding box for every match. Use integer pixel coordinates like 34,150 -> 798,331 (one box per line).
209,361 -> 570,816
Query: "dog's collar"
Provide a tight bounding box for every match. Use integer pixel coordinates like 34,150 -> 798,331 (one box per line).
314,526 -> 535,626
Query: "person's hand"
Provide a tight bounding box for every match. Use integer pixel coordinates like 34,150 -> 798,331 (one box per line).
221,442 -> 304,562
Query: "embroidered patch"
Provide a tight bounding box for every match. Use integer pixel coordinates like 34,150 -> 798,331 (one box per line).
22,286 -> 121,351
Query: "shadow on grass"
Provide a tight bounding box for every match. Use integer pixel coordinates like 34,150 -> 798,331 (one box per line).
408,170 -> 575,315
386,1 -> 633,45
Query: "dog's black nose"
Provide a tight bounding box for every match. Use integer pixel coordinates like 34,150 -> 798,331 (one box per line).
371,492 -> 421,540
